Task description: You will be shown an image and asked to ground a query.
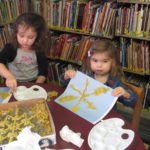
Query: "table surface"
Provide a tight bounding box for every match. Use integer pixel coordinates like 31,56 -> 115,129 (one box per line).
5,82 -> 147,150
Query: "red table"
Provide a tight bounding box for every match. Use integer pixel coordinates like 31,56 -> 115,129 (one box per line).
9,82 -> 147,150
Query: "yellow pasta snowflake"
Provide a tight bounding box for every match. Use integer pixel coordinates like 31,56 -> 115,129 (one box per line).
58,78 -> 109,112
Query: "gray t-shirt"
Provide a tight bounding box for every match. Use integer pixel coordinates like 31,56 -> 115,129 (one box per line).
8,48 -> 38,82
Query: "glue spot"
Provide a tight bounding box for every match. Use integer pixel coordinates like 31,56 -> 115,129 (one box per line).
33,88 -> 39,91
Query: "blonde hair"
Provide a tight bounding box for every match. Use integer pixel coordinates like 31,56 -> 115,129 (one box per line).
82,39 -> 124,79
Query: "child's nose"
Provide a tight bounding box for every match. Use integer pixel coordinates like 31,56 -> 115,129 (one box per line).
97,62 -> 102,67
23,38 -> 28,43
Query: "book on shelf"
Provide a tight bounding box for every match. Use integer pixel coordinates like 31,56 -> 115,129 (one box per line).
129,4 -> 134,34
82,1 -> 93,32
76,1 -> 86,29
74,0 -> 80,29
145,8 -> 150,37
75,36 -> 88,62
132,3 -> 139,34
145,42 -> 150,74
141,5 -> 149,35
47,62 -> 53,82
136,5 -> 144,36
104,8 -> 116,36
143,81 -> 150,109
54,62 -> 61,85
55,71 -> 118,124
91,7 -> 101,34
101,2 -> 112,33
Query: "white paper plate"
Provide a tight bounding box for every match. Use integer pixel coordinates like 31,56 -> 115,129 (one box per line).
88,118 -> 135,150
13,85 -> 47,101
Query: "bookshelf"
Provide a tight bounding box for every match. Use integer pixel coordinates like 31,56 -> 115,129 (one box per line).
0,0 -> 30,49
31,0 -> 117,84
116,0 -> 150,75
32,0 -> 116,38
116,0 -> 150,143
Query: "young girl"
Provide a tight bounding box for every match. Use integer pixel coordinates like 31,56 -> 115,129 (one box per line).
60,39 -> 137,107
0,13 -> 48,91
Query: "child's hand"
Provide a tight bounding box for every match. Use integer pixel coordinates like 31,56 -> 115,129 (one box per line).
64,70 -> 76,80
112,87 -> 130,98
5,76 -> 17,92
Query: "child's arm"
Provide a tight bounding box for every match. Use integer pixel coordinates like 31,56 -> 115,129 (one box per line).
108,79 -> 137,107
0,63 -> 17,91
36,75 -> 46,83
64,70 -> 76,80
112,86 -> 137,107
112,87 -> 131,98
60,69 -> 76,87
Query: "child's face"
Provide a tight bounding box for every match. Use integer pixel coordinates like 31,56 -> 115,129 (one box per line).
90,52 -> 112,76
17,25 -> 37,50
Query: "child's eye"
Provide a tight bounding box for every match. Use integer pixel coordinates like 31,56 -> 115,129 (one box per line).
28,36 -> 36,39
28,37 -> 34,39
103,59 -> 111,63
19,34 -> 24,38
91,58 -> 98,62
104,60 -> 108,63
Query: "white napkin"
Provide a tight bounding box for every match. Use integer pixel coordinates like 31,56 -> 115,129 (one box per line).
5,126 -> 41,150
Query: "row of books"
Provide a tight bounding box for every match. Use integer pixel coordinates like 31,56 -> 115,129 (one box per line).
48,33 -> 150,75
116,4 -> 150,38
120,38 -> 150,74
47,61 -> 78,85
0,24 -> 13,49
0,0 -> 29,25
1,0 -> 150,39
48,34 -> 95,64
32,0 -> 116,37
0,24 -> 149,76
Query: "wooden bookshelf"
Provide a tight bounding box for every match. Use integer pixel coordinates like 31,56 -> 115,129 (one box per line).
123,68 -> 150,75
0,0 -> 30,26
48,27 -> 114,39
47,56 -> 82,67
115,0 -> 150,75
0,0 -> 31,48
117,0 -> 150,4
116,34 -> 150,41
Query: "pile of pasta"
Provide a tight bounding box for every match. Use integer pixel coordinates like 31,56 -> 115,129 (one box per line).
0,101 -> 52,145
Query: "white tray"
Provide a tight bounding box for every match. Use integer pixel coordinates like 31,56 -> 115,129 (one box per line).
88,118 -> 135,150
13,85 -> 47,101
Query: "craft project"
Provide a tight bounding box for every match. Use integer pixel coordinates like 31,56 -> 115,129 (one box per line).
0,101 -> 52,145
88,118 -> 135,150
13,85 -> 47,101
55,71 -> 118,124
0,87 -> 12,103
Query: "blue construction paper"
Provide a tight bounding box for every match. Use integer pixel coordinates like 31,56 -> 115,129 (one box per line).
0,87 -> 12,104
55,71 -> 118,124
